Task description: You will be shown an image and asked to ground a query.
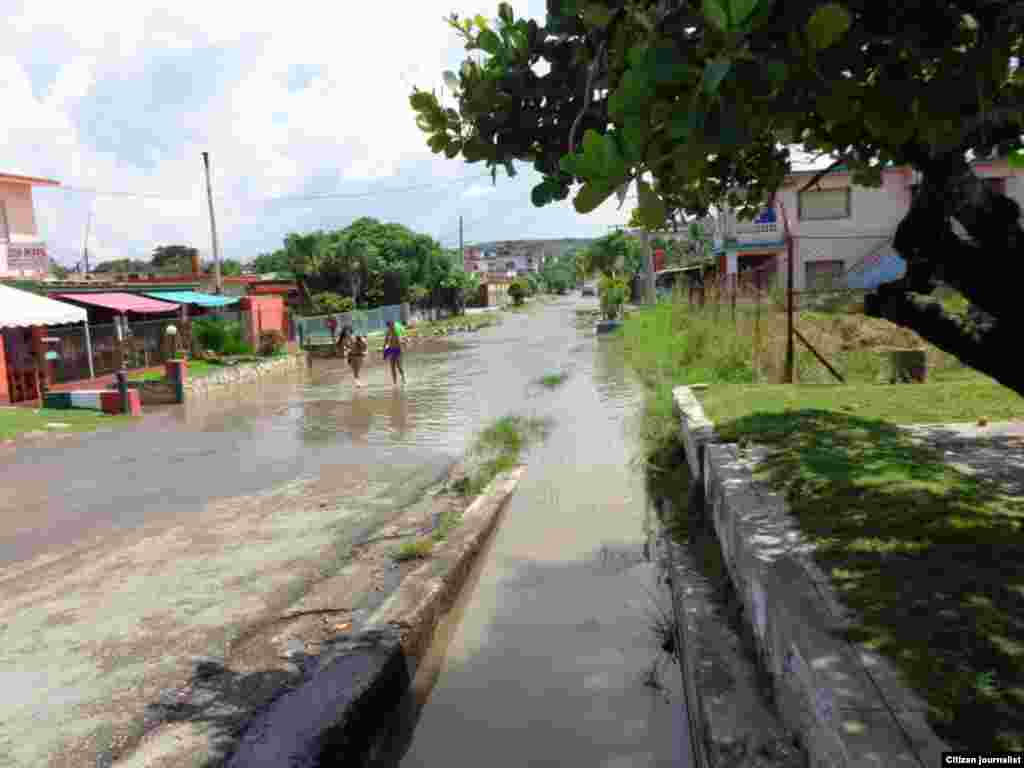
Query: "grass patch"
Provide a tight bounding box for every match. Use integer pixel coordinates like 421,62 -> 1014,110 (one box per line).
623,298 -> 973,387
709,408 -> 1024,750
701,380 -> 1024,428
394,537 -> 434,561
432,509 -> 463,542
622,297 -> 1024,749
130,359 -> 223,383
537,371 -> 569,389
452,414 -> 551,498
0,406 -> 133,441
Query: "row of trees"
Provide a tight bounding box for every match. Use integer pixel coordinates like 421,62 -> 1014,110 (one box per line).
84,245 -> 244,277
257,217 -> 481,316
411,0 -> 1024,396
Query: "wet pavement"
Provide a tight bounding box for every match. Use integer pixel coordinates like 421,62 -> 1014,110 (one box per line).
0,296 -> 695,767
367,303 -> 693,767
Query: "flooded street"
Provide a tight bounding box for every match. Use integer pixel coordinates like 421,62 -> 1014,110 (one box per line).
0,296 -> 693,767
365,302 -> 693,767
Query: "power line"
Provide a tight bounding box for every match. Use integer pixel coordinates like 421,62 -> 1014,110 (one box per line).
253,174 -> 491,204
50,173 -> 493,206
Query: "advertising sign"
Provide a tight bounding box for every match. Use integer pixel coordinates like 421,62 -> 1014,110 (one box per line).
7,243 -> 48,273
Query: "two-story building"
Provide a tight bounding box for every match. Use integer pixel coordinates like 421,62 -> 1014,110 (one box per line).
464,239 -> 596,277
715,157 -> 1024,293
0,172 -> 59,279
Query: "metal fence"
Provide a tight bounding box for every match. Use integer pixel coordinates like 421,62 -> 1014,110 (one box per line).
45,318 -> 182,384
295,304 -> 403,347
676,234 -> 966,385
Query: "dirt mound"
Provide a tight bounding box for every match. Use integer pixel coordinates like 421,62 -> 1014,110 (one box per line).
799,313 -> 926,352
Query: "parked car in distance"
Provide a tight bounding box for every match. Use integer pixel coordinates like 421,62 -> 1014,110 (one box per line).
581,285 -> 596,297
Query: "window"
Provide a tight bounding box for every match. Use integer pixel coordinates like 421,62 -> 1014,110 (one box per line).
798,188 -> 851,220
805,260 -> 845,290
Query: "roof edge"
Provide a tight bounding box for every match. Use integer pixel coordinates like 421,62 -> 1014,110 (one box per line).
0,173 -> 61,187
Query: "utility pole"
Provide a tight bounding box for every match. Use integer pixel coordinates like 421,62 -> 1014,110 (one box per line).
459,215 -> 464,259
201,152 -> 222,294
641,228 -> 656,304
82,207 -> 92,274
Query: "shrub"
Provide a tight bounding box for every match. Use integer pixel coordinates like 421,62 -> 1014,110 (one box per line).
310,292 -> 354,315
599,274 -> 629,320
192,316 -> 230,354
508,279 -> 528,305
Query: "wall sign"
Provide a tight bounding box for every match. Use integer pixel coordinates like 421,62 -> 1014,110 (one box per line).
7,243 -> 49,273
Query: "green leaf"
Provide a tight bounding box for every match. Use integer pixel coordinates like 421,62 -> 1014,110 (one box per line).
702,57 -> 732,95
765,60 -> 788,83
574,182 -> 614,213
478,28 -> 502,55
702,0 -> 729,31
648,44 -> 689,84
1009,150 -> 1024,169
669,110 -> 704,139
582,3 -> 613,28
637,180 -> 667,228
729,0 -> 761,24
474,14 -> 489,29
806,3 -> 852,50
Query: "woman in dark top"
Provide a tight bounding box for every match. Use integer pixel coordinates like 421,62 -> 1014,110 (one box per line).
337,326 -> 368,387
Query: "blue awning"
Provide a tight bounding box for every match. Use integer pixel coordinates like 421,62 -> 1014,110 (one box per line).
144,290 -> 239,308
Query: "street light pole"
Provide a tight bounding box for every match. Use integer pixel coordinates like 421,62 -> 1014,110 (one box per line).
201,152 -> 222,294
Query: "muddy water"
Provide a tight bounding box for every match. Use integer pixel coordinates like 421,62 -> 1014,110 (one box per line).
357,303 -> 694,767
0,303 -> 598,565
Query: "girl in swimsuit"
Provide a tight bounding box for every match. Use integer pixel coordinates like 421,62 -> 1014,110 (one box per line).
338,326 -> 367,386
383,320 -> 406,386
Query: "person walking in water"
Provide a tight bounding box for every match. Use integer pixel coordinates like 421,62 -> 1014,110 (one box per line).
383,320 -> 406,386
337,326 -> 368,387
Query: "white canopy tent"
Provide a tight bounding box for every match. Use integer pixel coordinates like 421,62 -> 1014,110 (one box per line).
0,284 -> 96,379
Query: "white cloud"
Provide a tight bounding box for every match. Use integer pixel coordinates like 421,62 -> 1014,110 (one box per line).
3,0 -> 629,268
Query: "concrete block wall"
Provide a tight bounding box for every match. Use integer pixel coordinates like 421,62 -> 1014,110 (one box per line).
673,386 -> 947,768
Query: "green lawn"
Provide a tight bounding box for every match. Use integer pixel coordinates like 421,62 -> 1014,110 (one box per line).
700,377 -> 1024,428
621,300 -> 1024,750
0,407 -> 133,441
702,404 -> 1024,750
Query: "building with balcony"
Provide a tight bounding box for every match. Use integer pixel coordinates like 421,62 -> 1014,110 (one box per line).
0,172 -> 59,279
716,157 -> 1024,293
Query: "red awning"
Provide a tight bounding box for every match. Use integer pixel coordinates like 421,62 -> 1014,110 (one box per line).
56,292 -> 181,314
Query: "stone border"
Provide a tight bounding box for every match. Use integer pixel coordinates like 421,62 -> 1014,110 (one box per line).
221,467 -> 526,767
185,354 -> 307,396
672,386 -> 947,768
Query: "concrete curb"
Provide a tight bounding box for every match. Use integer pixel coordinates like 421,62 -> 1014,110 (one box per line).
672,386 -> 948,768
222,466 -> 526,768
185,354 -> 307,396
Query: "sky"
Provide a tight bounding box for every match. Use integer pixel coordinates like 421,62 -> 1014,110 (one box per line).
0,0 -> 638,270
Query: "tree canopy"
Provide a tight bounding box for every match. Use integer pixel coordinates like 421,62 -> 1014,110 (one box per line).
275,217 -> 479,313
412,0 -> 1024,394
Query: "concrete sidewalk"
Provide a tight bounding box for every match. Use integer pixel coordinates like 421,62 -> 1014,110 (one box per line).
901,420 -> 1024,494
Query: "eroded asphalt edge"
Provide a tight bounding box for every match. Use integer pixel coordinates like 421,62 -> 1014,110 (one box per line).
120,465 -> 526,768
